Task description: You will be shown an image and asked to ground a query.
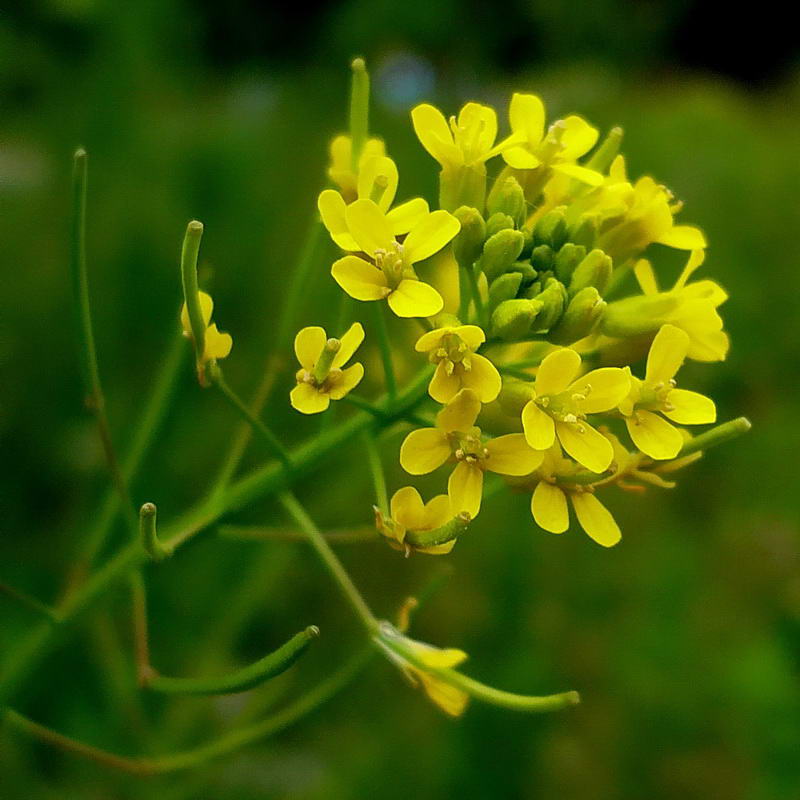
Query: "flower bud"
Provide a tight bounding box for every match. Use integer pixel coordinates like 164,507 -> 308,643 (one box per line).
549,287 -> 606,344
488,271 -> 523,312
452,206 -> 486,269
530,244 -> 554,273
485,212 -> 516,238
568,249 -> 612,297
513,261 -> 538,286
478,228 -> 526,282
531,277 -> 567,331
533,207 -> 568,250
554,243 -> 587,283
569,214 -> 599,249
490,298 -> 541,341
487,177 -> 526,228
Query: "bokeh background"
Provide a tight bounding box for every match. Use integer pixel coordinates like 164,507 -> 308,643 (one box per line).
2,1 -> 799,798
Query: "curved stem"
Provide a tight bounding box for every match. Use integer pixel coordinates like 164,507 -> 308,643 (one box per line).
372,302 -> 397,404
362,429 -> 388,516
444,671 -> 580,713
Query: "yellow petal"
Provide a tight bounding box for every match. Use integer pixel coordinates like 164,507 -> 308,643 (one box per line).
386,197 -> 430,236
663,389 -> 716,425
502,145 -> 541,170
294,326 -> 326,370
204,324 -> 232,361
685,329 -> 729,362
625,410 -> 683,460
411,103 -> 460,167
331,322 -> 365,369
418,672 -> 470,717
357,155 -> 398,212
458,102 -> 498,156
180,291 -> 214,336
531,482 -> 569,534
645,324 -> 689,384
331,256 -> 390,301
570,367 -> 630,414
422,494 -> 452,529
674,249 -> 706,289
634,258 -> 659,295
436,388 -> 481,433
344,199 -> 394,256
451,325 -> 486,350
327,363 -> 364,399
522,401 -> 556,450
400,428 -> 451,475
460,353 -> 502,403
391,486 -> 426,530
403,210 -> 461,265
657,225 -> 707,250
556,421 -> 614,474
509,93 -> 545,144
290,383 -> 330,415
415,327 -> 449,352
448,461 -> 484,518
429,360 -> 462,403
535,348 -> 582,395
551,162 -> 604,185
485,434 -> 544,476
558,115 -> 599,160
388,279 -> 444,318
317,189 -> 359,251
413,641 -> 468,669
570,492 -> 621,547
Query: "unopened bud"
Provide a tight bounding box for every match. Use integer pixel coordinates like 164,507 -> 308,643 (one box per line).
530,244 -> 554,273
452,206 -> 486,269
488,272 -> 523,312
550,287 -> 606,344
569,214 -> 599,249
533,207 -> 568,250
485,212 -> 516,238
490,298 -> 541,341
569,249 -> 612,296
531,278 -> 567,331
554,243 -> 587,283
478,228 -> 526,282
487,177 -> 526,228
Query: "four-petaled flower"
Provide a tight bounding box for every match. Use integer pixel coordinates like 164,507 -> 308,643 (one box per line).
499,93 -> 603,185
400,389 -> 543,518
415,324 -> 501,404
180,290 -> 233,364
290,323 -> 365,415
619,324 -> 716,459
530,445 -> 622,548
331,199 -> 460,318
521,348 -> 630,473
327,135 -> 387,202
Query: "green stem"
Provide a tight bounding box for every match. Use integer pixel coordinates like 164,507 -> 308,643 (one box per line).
0,582 -> 60,623
372,302 -> 397,403
676,416 -> 751,457
145,627 -> 319,696
349,57 -> 370,170
180,220 -> 206,372
362,429 -> 389,516
444,671 -> 580,713
208,364 -> 293,473
219,525 -> 376,544
278,491 -> 377,634
465,265 -> 486,327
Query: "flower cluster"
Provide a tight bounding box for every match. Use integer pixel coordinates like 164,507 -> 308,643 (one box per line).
296,74 -> 733,558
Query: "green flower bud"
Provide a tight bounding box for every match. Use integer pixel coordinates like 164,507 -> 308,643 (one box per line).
497,378 -> 536,416
485,212 -> 516,238
569,214 -> 599,249
585,126 -> 623,174
531,277 -> 567,331
569,249 -> 612,297
487,177 -> 526,228
512,261 -> 538,286
549,287 -> 606,344
431,311 -> 462,329
478,228 -> 526,282
488,272 -> 523,312
490,298 -> 541,341
554,243 -> 587,283
533,207 -> 568,250
452,206 -> 486,269
530,244 -> 554,273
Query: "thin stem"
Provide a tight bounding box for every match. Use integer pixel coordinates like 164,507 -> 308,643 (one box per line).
444,671 -> 580,713
218,525 -> 376,544
130,571 -> 152,686
372,302 -> 397,404
208,364 -> 293,473
278,491 -> 377,634
677,416 -> 751,457
349,57 -> 370,170
0,582 -> 59,623
465,266 -> 486,327
362,429 -> 388,516
180,220 -> 206,372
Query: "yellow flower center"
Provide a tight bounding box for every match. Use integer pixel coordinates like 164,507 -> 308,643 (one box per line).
536,383 -> 592,429
449,115 -> 486,165
373,243 -> 406,288
449,427 -> 489,466
431,333 -> 472,374
637,379 -> 677,413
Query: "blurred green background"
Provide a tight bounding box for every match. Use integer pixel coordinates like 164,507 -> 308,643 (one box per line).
2,1 -> 799,798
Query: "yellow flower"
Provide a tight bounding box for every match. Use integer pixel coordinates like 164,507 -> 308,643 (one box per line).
530,446 -> 622,548
180,290 -> 232,364
327,135 -> 387,202
498,93 -> 603,185
415,324 -> 501,403
375,623 -> 470,717
400,389 -> 543,518
330,199 -> 460,318
520,348 -> 630,473
411,101 -> 500,171
318,156 -> 430,252
290,323 -> 364,414
619,324 -> 716,459
375,487 -> 465,555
